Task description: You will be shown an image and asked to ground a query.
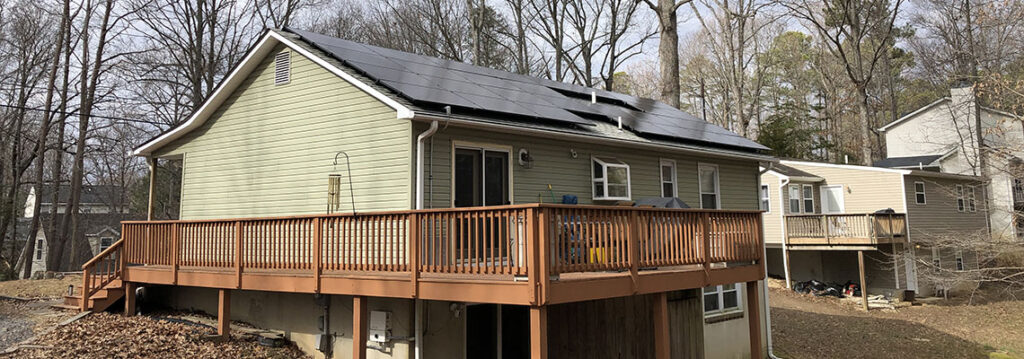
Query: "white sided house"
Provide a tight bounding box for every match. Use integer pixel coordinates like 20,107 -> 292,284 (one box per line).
877,85 -> 1023,240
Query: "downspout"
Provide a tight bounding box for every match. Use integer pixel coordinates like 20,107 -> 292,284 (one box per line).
414,112 -> 442,359
779,177 -> 791,289
757,163 -> 782,359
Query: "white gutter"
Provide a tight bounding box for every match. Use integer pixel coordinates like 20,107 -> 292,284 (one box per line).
413,119 -> 439,359
778,177 -> 791,289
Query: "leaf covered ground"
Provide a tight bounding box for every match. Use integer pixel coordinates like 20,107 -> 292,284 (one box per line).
0,275 -> 80,299
769,279 -> 1024,359
2,312 -> 309,359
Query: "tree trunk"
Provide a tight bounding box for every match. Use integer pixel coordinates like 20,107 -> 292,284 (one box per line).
856,88 -> 873,165
655,0 -> 681,108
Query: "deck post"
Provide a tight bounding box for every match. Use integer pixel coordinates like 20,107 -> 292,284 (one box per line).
529,305 -> 547,359
124,282 -> 136,316
218,289 -> 231,340
353,296 -> 367,359
653,292 -> 671,359
746,281 -> 763,359
858,250 -> 868,311
783,248 -> 792,289
146,157 -> 156,221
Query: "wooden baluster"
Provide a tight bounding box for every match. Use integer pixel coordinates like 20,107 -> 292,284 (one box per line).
702,212 -> 712,269
628,210 -> 640,293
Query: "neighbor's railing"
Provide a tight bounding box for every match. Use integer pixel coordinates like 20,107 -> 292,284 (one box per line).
784,213 -> 907,245
120,204 -> 763,286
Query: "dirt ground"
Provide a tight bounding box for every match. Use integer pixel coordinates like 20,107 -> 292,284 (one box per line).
0,275 -> 80,299
769,280 -> 1024,359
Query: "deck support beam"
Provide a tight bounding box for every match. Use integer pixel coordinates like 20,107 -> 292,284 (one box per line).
123,282 -> 136,316
352,296 -> 367,359
653,292 -> 670,359
783,248 -> 792,289
530,305 -> 547,359
746,281 -> 762,359
858,250 -> 868,311
218,289 -> 231,340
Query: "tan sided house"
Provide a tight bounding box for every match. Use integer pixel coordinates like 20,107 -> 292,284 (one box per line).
761,160 -> 988,300
67,28 -> 775,359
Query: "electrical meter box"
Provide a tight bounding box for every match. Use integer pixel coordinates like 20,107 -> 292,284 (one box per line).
369,310 -> 391,342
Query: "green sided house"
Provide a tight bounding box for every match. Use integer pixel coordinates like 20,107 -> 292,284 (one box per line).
760,160 -> 988,301
69,28 -> 775,359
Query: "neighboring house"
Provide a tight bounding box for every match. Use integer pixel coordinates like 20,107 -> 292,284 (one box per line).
70,28 -> 774,359
17,185 -> 136,276
877,85 -> 1022,240
761,160 -> 988,298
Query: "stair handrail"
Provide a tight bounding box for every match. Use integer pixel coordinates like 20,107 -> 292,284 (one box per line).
80,239 -> 125,311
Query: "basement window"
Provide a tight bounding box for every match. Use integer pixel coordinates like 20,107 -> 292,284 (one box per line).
704,283 -> 742,316
274,51 -> 291,85
592,157 -> 631,201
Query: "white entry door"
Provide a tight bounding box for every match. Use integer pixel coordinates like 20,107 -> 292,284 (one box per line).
905,249 -> 919,292
819,185 -> 845,214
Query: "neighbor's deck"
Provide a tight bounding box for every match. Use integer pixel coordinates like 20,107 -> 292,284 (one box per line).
784,213 -> 907,249
90,204 -> 765,306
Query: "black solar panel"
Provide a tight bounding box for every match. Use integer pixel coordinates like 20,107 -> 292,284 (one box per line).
287,28 -> 768,151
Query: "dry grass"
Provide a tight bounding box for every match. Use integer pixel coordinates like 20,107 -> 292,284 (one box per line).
0,275 -> 80,299
3,312 -> 309,359
770,286 -> 1024,359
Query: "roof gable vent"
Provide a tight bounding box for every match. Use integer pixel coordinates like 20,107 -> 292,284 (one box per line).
274,51 -> 291,85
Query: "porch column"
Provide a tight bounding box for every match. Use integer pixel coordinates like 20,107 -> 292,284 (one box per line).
529,305 -> 547,359
146,157 -> 157,221
746,281 -> 763,359
352,296 -> 367,359
783,248 -> 792,289
653,292 -> 671,359
858,250 -> 869,311
218,289 -> 231,340
123,282 -> 136,316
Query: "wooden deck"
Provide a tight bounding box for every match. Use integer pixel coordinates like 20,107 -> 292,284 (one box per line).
84,204 -> 765,306
784,213 -> 907,247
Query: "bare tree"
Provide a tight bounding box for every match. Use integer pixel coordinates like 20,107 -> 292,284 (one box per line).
782,0 -> 904,165
689,0 -> 775,137
640,0 -> 694,108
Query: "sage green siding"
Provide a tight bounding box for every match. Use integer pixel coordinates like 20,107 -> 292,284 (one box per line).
415,124 -> 760,210
156,44 -> 412,219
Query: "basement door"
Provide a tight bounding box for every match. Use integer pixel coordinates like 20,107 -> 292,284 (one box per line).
466,304 -> 528,359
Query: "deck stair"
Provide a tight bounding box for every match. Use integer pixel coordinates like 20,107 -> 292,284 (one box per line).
62,239 -> 126,312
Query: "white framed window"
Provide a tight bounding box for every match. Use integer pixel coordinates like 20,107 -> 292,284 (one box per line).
932,247 -> 941,273
802,184 -> 814,213
698,163 -> 720,209
788,185 -> 801,213
35,239 -> 43,260
914,182 -> 926,204
99,237 -> 114,252
956,185 -> 965,212
703,283 -> 742,316
592,157 -> 631,201
660,159 -> 677,198
955,250 -> 964,271
967,186 -> 976,212
759,185 -> 770,212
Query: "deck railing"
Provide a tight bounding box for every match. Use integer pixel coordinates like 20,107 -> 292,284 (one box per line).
80,239 -> 124,311
121,204 -> 763,285
784,213 -> 907,245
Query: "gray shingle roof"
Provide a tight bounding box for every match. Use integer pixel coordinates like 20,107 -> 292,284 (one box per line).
770,163 -> 822,179
285,28 -> 768,153
873,155 -> 943,168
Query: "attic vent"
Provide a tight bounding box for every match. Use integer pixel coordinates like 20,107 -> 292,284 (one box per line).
274,51 -> 291,85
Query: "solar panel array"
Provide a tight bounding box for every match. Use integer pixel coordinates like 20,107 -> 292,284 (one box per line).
289,28 -> 767,151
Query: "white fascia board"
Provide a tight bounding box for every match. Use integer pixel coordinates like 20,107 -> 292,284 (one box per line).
780,160 -> 912,175
133,30 -> 414,157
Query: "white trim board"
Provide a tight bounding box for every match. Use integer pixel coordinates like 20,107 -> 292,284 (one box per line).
133,30 -> 415,157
